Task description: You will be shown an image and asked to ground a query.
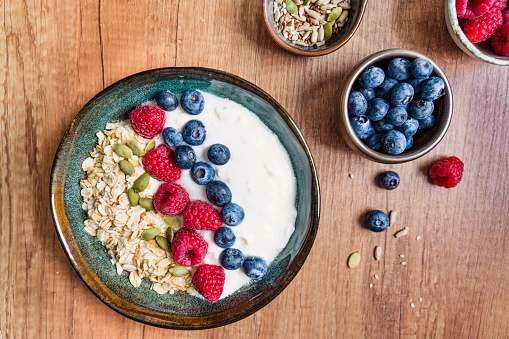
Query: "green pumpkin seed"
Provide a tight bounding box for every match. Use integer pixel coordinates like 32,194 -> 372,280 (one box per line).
285,0 -> 298,15
127,188 -> 140,206
327,7 -> 342,23
144,139 -> 156,153
126,140 -> 145,156
170,265 -> 188,277
139,197 -> 154,210
132,173 -> 150,193
303,0 -> 311,5
141,227 -> 160,241
323,22 -> 333,41
320,9 -> 328,14
113,144 -> 133,158
119,160 -> 135,176
166,227 -> 174,243
155,235 -> 170,251
163,216 -> 181,229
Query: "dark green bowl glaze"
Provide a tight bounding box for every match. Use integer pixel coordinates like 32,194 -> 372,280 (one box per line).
50,68 -> 320,329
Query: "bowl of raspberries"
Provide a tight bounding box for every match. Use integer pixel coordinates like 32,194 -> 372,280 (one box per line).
446,0 -> 509,65
339,49 -> 453,164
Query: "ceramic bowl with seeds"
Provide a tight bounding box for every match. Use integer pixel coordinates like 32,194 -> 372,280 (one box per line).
263,0 -> 368,56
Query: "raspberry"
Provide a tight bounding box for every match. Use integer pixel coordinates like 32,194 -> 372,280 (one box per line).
429,156 -> 464,188
457,0 -> 476,19
143,144 -> 181,182
503,9 -> 509,23
171,228 -> 208,267
462,9 -> 503,42
129,105 -> 165,139
492,24 -> 509,55
183,201 -> 223,231
491,0 -> 508,11
192,264 -> 225,302
154,183 -> 189,216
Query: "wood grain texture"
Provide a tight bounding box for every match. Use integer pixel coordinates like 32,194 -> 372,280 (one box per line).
1,0 -> 509,337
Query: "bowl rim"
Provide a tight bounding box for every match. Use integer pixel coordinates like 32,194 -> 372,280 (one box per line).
50,67 -> 321,329
445,0 -> 509,66
262,0 -> 369,56
339,49 -> 453,164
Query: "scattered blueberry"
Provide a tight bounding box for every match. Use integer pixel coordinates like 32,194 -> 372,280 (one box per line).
181,90 -> 205,115
207,144 -> 231,165
396,117 -> 419,136
372,117 -> 394,132
386,106 -> 408,126
382,130 -> 407,155
376,77 -> 399,100
391,83 -> 414,107
350,115 -> 376,140
407,78 -> 425,94
359,88 -> 375,101
409,99 -> 434,119
366,134 -> 382,151
190,162 -> 215,185
214,227 -> 236,248
366,98 -> 390,121
418,115 -> 435,129
420,76 -> 445,101
173,145 -> 196,169
182,119 -> 206,145
405,135 -> 413,150
155,90 -> 178,111
410,58 -> 433,79
220,248 -> 244,270
379,171 -> 400,190
348,91 -> 368,116
162,127 -> 183,147
358,66 -> 385,89
366,210 -> 390,232
221,202 -> 245,226
387,58 -> 411,80
243,256 -> 268,279
206,180 -> 232,207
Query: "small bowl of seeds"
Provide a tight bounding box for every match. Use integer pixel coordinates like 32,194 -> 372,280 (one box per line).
263,0 -> 368,56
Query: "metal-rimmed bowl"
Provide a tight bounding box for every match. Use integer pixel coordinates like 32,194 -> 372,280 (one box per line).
50,67 -> 320,329
445,0 -> 509,66
339,49 -> 453,164
263,0 -> 368,56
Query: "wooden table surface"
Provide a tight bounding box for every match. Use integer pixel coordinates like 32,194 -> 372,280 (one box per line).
2,0 -> 509,338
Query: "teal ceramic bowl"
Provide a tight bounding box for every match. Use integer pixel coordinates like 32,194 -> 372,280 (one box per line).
50,68 -> 320,329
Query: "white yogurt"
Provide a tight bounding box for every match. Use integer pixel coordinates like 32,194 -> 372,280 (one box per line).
144,92 -> 297,299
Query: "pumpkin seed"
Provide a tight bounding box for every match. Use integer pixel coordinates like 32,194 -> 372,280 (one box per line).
126,140 -> 145,156
374,246 -> 382,260
113,144 -> 133,158
144,139 -> 156,153
285,0 -> 298,15
139,197 -> 154,210
347,251 -> 361,268
327,7 -> 342,22
303,0 -> 311,5
155,235 -> 170,251
320,9 -> 328,14
170,265 -> 188,277
132,173 -> 150,193
141,227 -> 160,241
163,216 -> 181,228
323,22 -> 333,41
127,188 -> 139,206
119,160 -> 135,176
166,227 -> 174,243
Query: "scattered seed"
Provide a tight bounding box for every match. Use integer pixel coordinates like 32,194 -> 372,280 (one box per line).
323,22 -> 333,40
132,173 -> 150,193
410,303 -> 415,308
419,297 -> 423,303
155,235 -> 170,251
374,246 -> 382,260
126,140 -> 145,156
166,227 -> 174,243
400,254 -> 405,258
113,144 -> 133,158
141,227 -> 160,241
374,274 -> 379,280
327,6 -> 342,22
139,197 -> 154,211
285,0 -> 298,15
144,139 -> 156,153
348,173 -> 354,179
389,210 -> 397,226
347,251 -> 361,268
127,188 -> 140,206
405,226 -> 409,230
369,283 -> 373,288
401,262 -> 407,266
119,159 -> 135,176
416,235 -> 421,241
394,229 -> 408,238
170,265 -> 188,277
163,216 -> 181,228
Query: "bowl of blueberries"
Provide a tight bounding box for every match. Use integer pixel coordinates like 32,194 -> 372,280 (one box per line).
339,49 -> 453,164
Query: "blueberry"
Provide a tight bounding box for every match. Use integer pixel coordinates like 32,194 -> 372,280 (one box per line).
207,144 -> 231,165
387,58 -> 411,81
405,135 -> 413,150
359,88 -> 375,101
379,171 -> 400,190
391,83 -> 414,107
366,98 -> 390,121
155,90 -> 178,111
418,115 -> 435,129
410,58 -> 433,79
173,145 -> 196,169
162,127 -> 183,147
409,99 -> 434,120
382,130 -> 407,155
396,117 -> 419,136
220,248 -> 244,270
206,180 -> 232,207
420,76 -> 445,101
407,78 -> 425,94
376,77 -> 399,100
214,227 -> 236,248
386,106 -> 408,126
372,117 -> 394,132
366,133 -> 382,151
243,256 -> 268,279
181,90 -> 205,115
366,210 -> 390,232
182,119 -> 206,145
221,202 -> 245,226
358,66 -> 385,89
350,115 -> 376,140
190,162 -> 215,185
348,91 -> 368,116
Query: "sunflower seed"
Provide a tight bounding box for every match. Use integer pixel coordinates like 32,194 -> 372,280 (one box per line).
389,210 -> 397,226
347,251 -> 360,268
410,303 -> 415,308
401,262 -> 407,266
394,229 -> 408,238
419,297 -> 423,303
374,246 -> 382,260
416,235 -> 421,241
